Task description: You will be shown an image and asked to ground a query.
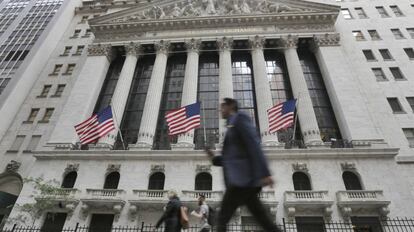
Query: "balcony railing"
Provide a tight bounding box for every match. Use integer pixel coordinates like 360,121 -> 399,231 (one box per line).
42,188 -> 78,197
133,190 -> 168,199
285,190 -> 330,202
85,189 -> 124,198
336,190 -> 387,202
259,190 -> 275,200
182,190 -> 224,201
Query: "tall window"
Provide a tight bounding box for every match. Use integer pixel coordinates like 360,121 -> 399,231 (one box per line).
368,30 -> 381,40
148,172 -> 165,190
195,172 -> 212,191
292,172 -> 311,191
94,56 -> 125,113
195,52 -> 219,149
265,51 -> 297,142
372,68 -> 387,81
154,54 -> 186,150
232,51 -> 259,127
26,108 -> 39,122
40,108 -> 54,123
61,171 -> 77,188
406,97 -> 414,112
379,49 -> 393,60
119,55 -> 155,145
404,48 -> 414,59
25,135 -> 41,152
53,84 -> 65,97
389,67 -> 405,80
103,172 -> 120,189
89,214 -> 114,232
342,171 -> 363,190
299,49 -> 341,141
402,128 -> 414,147
390,5 -> 403,17
341,9 -> 352,19
391,29 -> 405,39
407,28 -> 414,39
295,217 -> 325,232
38,85 -> 51,98
352,31 -> 365,41
362,50 -> 376,61
41,213 -> 67,232
9,135 -> 25,152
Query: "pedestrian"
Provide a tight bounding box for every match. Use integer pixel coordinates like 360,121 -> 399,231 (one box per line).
155,190 -> 183,232
205,98 -> 282,232
191,194 -> 211,232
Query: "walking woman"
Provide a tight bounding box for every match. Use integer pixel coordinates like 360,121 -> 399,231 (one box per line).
155,190 -> 183,232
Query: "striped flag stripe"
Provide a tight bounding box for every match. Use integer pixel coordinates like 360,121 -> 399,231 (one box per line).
166,103 -> 201,136
170,121 -> 201,135
169,116 -> 201,134
268,100 -> 296,134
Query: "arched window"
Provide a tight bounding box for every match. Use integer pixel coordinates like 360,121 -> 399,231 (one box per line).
61,171 -> 77,188
103,172 -> 120,189
342,171 -> 363,190
148,172 -> 165,190
292,172 -> 312,191
195,172 -> 212,191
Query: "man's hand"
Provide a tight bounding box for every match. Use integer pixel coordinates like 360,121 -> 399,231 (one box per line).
261,176 -> 275,188
205,148 -> 215,158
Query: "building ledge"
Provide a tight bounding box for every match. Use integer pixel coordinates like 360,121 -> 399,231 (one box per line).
33,147 -> 399,161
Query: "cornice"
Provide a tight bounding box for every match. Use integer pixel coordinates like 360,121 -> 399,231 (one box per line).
33,148 -> 399,161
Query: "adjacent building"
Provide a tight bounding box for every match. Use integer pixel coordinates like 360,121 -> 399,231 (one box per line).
0,0 -> 414,231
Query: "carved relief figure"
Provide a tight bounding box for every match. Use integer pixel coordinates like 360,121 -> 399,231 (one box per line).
240,0 -> 251,14
182,0 -> 201,17
171,3 -> 182,18
229,0 -> 242,14
205,0 -> 216,15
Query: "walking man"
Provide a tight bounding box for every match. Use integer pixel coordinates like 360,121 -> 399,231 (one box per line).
191,194 -> 211,232
205,98 -> 281,232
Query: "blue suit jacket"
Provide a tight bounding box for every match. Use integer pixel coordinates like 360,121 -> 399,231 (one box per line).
212,112 -> 271,188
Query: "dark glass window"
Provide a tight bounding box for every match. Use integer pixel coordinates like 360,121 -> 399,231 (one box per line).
119,55 -> 155,145
387,97 -> 404,113
389,67 -> 405,80
94,56 -> 125,113
89,214 -> 114,232
232,52 -> 259,128
342,171 -> 363,190
195,52 -> 219,150
363,50 -> 376,61
351,217 -> 383,232
148,172 -> 165,190
299,49 -> 341,141
195,172 -> 212,191
61,171 -> 77,188
293,172 -> 312,191
295,217 -> 325,232
103,172 -> 120,189
154,54 -> 186,150
41,213 -> 67,232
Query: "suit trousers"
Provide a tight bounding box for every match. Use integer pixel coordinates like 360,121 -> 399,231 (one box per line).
216,187 -> 281,232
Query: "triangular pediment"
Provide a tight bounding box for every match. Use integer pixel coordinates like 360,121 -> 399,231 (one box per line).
91,0 -> 339,25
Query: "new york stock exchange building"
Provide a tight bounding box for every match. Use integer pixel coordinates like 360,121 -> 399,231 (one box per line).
1,0 -> 414,231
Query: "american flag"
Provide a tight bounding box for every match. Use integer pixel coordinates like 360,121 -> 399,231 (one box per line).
74,106 -> 115,145
166,102 -> 201,136
268,99 -> 297,134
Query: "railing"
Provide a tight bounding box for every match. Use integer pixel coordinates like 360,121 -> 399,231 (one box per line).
330,139 -> 354,148
3,218 -> 414,232
42,188 -> 78,197
284,140 -> 306,149
258,190 -> 275,200
85,189 -> 124,198
336,190 -> 385,201
132,190 -> 168,199
285,191 -> 330,201
181,190 -> 224,200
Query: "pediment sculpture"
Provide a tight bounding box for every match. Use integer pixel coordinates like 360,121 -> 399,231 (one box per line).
112,0 -> 312,23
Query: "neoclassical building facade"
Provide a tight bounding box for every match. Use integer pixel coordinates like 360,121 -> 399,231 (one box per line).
1,0 -> 414,230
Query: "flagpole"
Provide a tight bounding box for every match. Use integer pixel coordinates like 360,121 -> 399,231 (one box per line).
110,103 -> 127,150
201,101 -> 207,148
291,92 -> 301,142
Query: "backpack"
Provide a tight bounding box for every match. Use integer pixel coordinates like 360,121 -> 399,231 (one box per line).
207,206 -> 216,226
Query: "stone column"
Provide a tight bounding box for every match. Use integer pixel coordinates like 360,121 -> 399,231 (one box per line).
174,39 -> 202,150
279,35 -> 323,146
311,33 -> 382,143
95,43 -> 142,149
249,36 -> 279,147
48,44 -> 114,149
217,37 -> 234,144
133,40 -> 171,150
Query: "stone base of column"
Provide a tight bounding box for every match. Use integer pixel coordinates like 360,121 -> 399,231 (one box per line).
261,134 -> 283,148
129,142 -> 152,151
171,142 -> 195,151
88,143 -> 113,151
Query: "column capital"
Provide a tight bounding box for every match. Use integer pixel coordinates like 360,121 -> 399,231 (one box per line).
87,44 -> 114,60
125,42 -> 142,57
248,35 -> 266,50
154,40 -> 171,55
278,35 -> 299,49
312,33 -> 341,48
185,38 -> 202,53
216,37 -> 234,51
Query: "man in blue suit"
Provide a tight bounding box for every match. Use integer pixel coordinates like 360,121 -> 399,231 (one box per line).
206,98 -> 281,232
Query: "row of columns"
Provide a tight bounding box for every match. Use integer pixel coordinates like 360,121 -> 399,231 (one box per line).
50,34 -> 342,150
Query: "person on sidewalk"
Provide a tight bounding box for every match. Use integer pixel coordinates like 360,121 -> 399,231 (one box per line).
155,190 -> 182,232
205,98 -> 282,232
191,194 -> 211,232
